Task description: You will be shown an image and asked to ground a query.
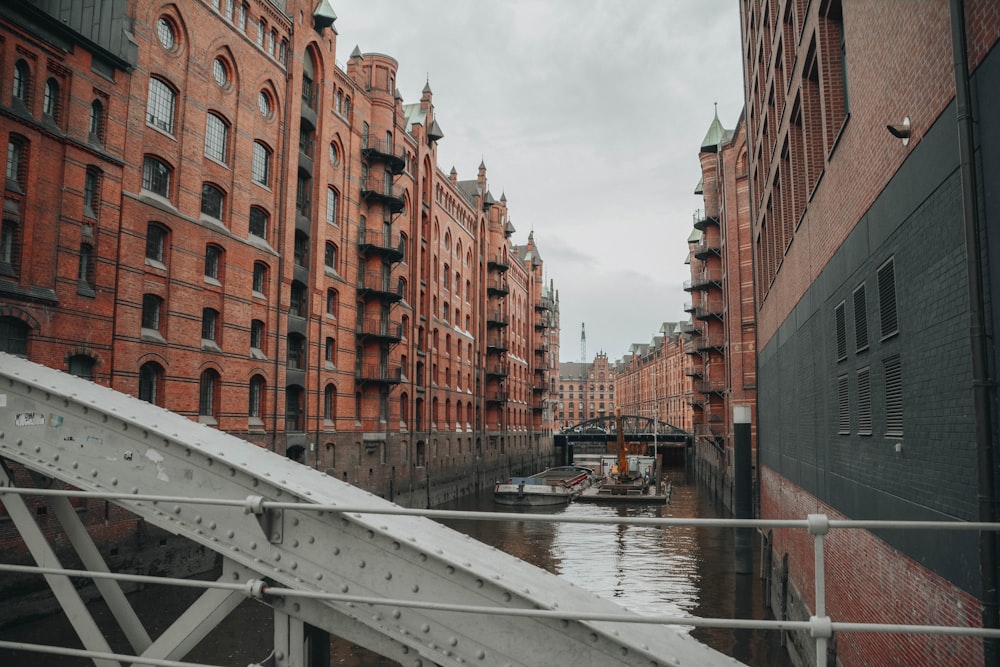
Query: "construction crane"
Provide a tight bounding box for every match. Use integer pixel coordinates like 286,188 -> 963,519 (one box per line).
580,322 -> 587,363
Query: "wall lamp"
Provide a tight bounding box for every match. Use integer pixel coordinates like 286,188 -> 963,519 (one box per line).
887,116 -> 911,146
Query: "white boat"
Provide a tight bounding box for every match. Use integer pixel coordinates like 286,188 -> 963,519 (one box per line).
494,466 -> 600,506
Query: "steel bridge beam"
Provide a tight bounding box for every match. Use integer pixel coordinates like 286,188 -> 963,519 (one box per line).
0,354 -> 739,667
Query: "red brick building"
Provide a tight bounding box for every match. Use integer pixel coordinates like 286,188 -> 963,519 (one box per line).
685,108 -> 756,506
556,351 -> 614,429
614,323 -> 694,434
744,1 -> 1000,664
0,0 -> 559,507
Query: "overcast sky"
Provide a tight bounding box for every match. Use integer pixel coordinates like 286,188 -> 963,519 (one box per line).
332,1 -> 746,363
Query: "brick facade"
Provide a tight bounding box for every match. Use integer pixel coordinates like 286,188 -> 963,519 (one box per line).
0,0 -> 560,514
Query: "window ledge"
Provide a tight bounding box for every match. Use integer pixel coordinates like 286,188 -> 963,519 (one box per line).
141,328 -> 165,343
204,276 -> 221,287
198,415 -> 218,426
145,258 -> 167,272
201,340 -> 221,352
250,347 -> 267,360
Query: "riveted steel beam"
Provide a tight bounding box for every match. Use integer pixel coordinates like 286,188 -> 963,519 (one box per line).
0,354 -> 741,667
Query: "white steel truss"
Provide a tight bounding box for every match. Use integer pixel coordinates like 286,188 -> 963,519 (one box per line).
0,353 -> 739,667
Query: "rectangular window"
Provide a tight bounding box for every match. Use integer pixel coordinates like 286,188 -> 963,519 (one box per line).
83,169 -> 99,217
249,207 -> 268,240
857,367 -> 872,435
201,308 -> 218,342
142,158 -> 171,198
146,79 -> 176,134
204,246 -> 220,280
835,301 -> 847,361
326,187 -> 338,225
853,283 -> 868,352
837,374 -> 849,434
145,224 -> 166,263
878,258 -> 898,340
250,319 -> 264,351
205,114 -> 228,163
251,142 -> 270,186
141,294 -> 162,330
252,262 -> 267,294
884,355 -> 903,436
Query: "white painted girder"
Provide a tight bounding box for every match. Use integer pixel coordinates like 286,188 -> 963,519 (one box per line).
0,354 -> 742,667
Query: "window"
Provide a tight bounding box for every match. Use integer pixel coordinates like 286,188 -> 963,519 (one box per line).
324,242 -> 337,271
299,123 -> 315,157
43,78 -> 59,118
138,361 -> 162,404
0,218 -> 19,276
267,29 -> 276,56
289,281 -> 307,317
89,100 -> 104,142
329,142 -> 340,166
0,316 -> 29,355
293,231 -> 308,266
204,245 -> 221,281
250,319 -> 265,351
212,58 -> 229,88
853,283 -> 868,352
205,113 -> 228,163
141,294 -> 163,332
201,308 -> 219,344
837,374 -> 849,434
325,336 -> 336,364
6,136 -> 26,191
252,141 -> 271,186
200,183 -> 224,220
249,206 -> 268,241
77,242 -> 95,292
257,19 -> 266,47
156,17 -> 176,50
249,375 -> 264,420
199,369 -> 219,421
324,384 -> 335,421
326,187 -> 338,225
68,354 -> 95,380
286,385 -> 304,432
252,261 -> 267,294
834,301 -> 847,361
258,91 -> 271,118
857,367 -> 872,435
236,3 -> 247,31
884,355 -> 903,436
12,60 -> 30,104
83,168 -> 100,217
302,51 -> 316,109
295,171 -> 311,217
145,223 -> 167,264
878,258 -> 898,340
142,156 -> 171,198
146,78 -> 176,134
287,333 -> 305,369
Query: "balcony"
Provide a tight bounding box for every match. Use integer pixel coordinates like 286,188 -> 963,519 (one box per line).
534,313 -> 551,329
683,301 -> 695,313
356,317 -> 403,343
693,235 -> 722,259
685,392 -> 705,408
485,390 -> 507,405
695,333 -> 726,351
357,271 -> 403,303
531,395 -> 546,411
487,277 -> 510,296
684,363 -> 703,377
689,267 -> 723,290
694,298 -> 725,320
697,378 -> 727,395
535,340 -> 548,355
693,213 -> 719,231
355,364 -> 402,385
358,228 -> 404,262
534,295 -> 554,311
360,177 -> 405,215
360,136 -> 406,175
486,363 -> 508,378
487,254 -> 509,273
486,335 -> 508,353
486,309 -> 509,328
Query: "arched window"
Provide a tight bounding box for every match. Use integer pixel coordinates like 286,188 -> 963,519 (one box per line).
43,78 -> 60,119
326,186 -> 339,224
199,369 -> 220,422
204,244 -> 222,281
205,112 -> 229,162
250,319 -> 265,353
146,77 -> 176,134
12,60 -> 30,104
0,316 -> 30,355
200,183 -> 225,220
324,241 -> 338,271
201,308 -> 219,345
249,206 -> 268,240
302,50 -> 316,109
68,354 -> 96,380
145,222 -> 169,264
142,156 -> 172,198
252,261 -> 268,295
251,141 -> 271,185
249,374 -> 265,422
141,294 -> 164,333
77,242 -> 95,293
324,384 -> 336,421
138,361 -> 163,404
89,100 -> 105,142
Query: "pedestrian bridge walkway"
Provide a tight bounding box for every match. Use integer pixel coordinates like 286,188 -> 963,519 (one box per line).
0,354 -> 740,667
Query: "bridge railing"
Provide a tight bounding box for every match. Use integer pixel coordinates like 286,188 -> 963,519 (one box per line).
1,485 -> 998,667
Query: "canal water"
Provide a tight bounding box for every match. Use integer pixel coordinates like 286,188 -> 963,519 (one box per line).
0,473 -> 790,666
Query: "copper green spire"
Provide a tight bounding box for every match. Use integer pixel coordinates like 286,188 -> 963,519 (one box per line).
700,102 -> 725,151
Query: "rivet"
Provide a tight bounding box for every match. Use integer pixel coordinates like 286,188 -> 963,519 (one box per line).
589,633 -> 598,642
392,609 -> 401,620
292,517 -> 299,526
315,573 -> 323,580
449,637 -> 458,647
226,530 -> 235,538
173,506 -> 181,514
111,478 -> 118,486
477,650 -> 486,660
392,541 -> 400,550
421,624 -> 430,634
332,547 -> 339,555
446,566 -> 455,575
620,647 -> 628,656
209,521 -> 217,530
475,579 -> 483,588
384,572 -> 392,580
412,584 -> 419,593
250,542 -> 257,550
502,593 -> 511,602
273,553 -> 281,561
308,536 -> 315,544
195,516 -> 202,524
292,603 -> 300,612
290,562 -> 297,570
357,560 -> 365,568
341,585 -> 349,593
72,462 -> 78,469
292,539 -> 299,547
52,454 -> 59,461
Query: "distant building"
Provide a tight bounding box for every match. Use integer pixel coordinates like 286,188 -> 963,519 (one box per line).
743,1 -> 1000,664
613,323 -> 694,434
0,0 -> 559,505
556,352 -> 613,428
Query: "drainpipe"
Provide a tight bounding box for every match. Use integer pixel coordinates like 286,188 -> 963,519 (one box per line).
950,1 -> 998,662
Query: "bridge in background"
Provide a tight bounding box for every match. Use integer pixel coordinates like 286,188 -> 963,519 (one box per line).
0,354 -> 739,667
555,415 -> 693,467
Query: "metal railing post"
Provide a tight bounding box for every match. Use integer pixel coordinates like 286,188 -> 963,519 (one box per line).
809,513 -> 832,666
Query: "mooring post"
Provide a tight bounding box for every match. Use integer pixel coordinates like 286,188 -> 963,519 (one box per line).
734,405 -> 753,574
